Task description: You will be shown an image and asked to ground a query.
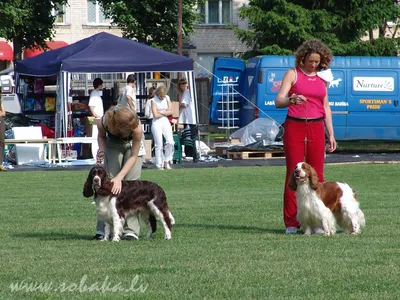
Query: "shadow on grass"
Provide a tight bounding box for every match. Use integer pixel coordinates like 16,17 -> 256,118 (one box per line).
176,223 -> 284,234
12,232 -> 92,241
12,225 -> 285,240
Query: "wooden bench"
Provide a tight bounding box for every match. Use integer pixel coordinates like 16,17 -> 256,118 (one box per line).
5,137 -> 98,164
53,137 -> 97,164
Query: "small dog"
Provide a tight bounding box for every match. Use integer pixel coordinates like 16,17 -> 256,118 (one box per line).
289,162 -> 365,236
83,166 -> 175,241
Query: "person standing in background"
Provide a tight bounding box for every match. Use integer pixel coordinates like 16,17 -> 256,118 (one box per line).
177,78 -> 197,159
151,86 -> 174,170
274,39 -> 337,234
88,78 -> 104,159
0,88 -> 6,171
118,74 -> 137,112
145,86 -> 156,126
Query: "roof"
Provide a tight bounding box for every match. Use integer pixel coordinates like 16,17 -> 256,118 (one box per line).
16,32 -> 193,76
0,41 -> 13,61
23,41 -> 69,59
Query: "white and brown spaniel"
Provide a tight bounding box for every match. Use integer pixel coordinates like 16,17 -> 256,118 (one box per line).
289,162 -> 365,236
83,166 -> 175,241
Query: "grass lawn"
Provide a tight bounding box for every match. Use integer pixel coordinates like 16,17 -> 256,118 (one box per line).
1,164 -> 400,299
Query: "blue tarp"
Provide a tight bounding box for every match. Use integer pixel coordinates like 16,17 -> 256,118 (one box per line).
15,32 -> 193,76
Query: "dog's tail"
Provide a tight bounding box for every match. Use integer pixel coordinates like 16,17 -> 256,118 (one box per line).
148,200 -> 173,231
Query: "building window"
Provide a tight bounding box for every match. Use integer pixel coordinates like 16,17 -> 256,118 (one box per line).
53,4 -> 65,24
199,0 -> 231,25
87,1 -> 110,25
197,53 -> 232,77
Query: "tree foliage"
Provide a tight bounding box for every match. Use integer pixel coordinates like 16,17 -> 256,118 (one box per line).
234,0 -> 400,57
96,0 -> 199,52
0,0 -> 67,62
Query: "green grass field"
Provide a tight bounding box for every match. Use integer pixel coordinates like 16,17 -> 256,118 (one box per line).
1,164 -> 400,299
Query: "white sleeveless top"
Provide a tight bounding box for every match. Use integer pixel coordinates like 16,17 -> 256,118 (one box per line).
152,95 -> 170,121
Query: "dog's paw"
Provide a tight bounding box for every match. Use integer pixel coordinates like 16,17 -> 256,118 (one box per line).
111,237 -> 120,242
304,227 -> 312,235
165,233 -> 172,240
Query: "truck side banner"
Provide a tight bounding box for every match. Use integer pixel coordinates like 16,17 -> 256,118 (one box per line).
210,56 -> 400,140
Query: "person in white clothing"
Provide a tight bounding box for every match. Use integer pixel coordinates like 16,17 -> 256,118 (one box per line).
118,74 -> 137,111
88,78 -> 104,158
151,86 -> 174,170
177,78 -> 196,125
177,78 -> 198,159
145,86 -> 156,122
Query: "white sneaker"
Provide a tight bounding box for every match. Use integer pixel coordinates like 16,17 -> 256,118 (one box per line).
156,165 -> 164,170
314,228 -> 324,234
285,227 -> 298,234
164,163 -> 172,170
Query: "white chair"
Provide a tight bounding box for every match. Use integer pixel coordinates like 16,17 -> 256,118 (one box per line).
12,127 -> 45,165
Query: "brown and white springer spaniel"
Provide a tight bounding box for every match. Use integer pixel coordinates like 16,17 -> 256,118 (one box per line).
289,162 -> 365,236
83,166 -> 175,241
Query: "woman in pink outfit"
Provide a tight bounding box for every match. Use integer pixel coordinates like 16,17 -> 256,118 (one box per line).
275,40 -> 337,234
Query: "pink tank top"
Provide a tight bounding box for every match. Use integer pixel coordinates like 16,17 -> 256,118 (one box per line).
288,67 -> 326,119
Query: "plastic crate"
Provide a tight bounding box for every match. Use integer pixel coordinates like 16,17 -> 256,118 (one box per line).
173,134 -> 182,164
61,150 -> 78,160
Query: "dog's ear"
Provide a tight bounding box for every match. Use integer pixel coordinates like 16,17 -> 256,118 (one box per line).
83,174 -> 94,198
288,169 -> 297,191
309,165 -> 320,190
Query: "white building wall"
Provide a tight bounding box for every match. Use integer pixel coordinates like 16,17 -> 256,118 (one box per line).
53,0 -> 122,44
189,0 -> 250,77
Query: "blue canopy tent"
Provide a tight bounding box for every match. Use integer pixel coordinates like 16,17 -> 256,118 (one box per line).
15,32 -> 197,137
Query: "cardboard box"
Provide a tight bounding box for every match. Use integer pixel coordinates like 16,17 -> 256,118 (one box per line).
214,137 -> 229,148
214,137 -> 242,147
230,138 -> 242,146
215,146 -> 229,156
144,139 -> 152,159
171,101 -> 180,118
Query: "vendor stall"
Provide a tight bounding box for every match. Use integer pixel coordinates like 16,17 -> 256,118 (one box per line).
15,32 -> 198,140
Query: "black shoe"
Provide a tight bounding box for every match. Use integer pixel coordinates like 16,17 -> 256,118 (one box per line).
92,234 -> 104,240
122,234 -> 138,241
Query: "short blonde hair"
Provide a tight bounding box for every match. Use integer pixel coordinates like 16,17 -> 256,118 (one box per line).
154,86 -> 167,98
104,105 -> 139,135
294,39 -> 333,70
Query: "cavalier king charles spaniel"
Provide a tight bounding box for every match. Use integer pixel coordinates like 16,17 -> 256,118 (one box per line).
289,162 -> 365,236
83,166 -> 175,241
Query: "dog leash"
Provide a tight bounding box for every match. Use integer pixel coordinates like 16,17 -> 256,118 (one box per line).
96,150 -> 111,178
304,100 -> 308,163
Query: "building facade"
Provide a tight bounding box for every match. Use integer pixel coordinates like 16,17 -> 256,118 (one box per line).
188,0 -> 250,77
1,0 -> 250,78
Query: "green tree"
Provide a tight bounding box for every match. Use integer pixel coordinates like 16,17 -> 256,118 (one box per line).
95,0 -> 199,51
0,0 -> 67,62
234,0 -> 400,57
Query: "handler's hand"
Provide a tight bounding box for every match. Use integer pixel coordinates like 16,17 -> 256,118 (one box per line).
295,94 -> 307,105
96,151 -> 104,165
289,94 -> 307,105
327,136 -> 337,152
111,178 -> 122,195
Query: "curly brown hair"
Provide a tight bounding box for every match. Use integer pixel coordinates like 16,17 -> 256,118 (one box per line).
104,105 -> 139,136
294,39 -> 333,70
